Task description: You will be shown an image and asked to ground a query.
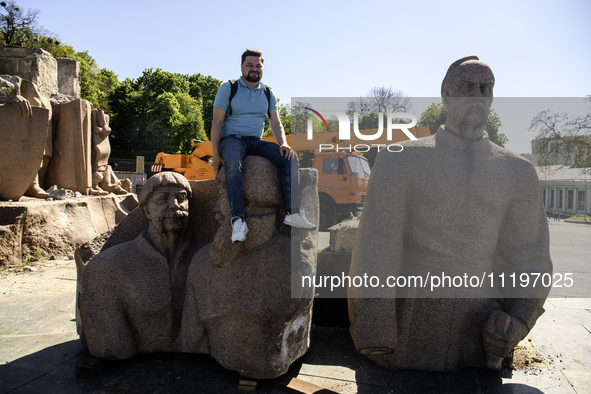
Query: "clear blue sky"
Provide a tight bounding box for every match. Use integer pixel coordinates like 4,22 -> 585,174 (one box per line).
19,0 -> 591,153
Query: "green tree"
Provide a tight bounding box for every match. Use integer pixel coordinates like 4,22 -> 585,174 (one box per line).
356,112 -> 384,130
279,101 -> 291,133
417,102 -> 447,128
530,100 -> 591,168
188,73 -> 221,138
0,0 -> 39,45
172,91 -> 206,153
418,102 -> 507,147
290,101 -> 311,135
109,69 -> 208,159
573,142 -> 591,168
263,99 -> 292,137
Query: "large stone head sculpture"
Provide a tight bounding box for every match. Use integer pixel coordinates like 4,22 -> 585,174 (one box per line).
441,56 -> 495,138
139,172 -> 192,236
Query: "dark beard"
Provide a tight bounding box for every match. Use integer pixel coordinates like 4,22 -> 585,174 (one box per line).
244,72 -> 261,83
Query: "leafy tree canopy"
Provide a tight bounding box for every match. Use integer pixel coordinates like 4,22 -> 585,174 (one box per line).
188,73 -> 221,137
262,99 -> 293,137
109,68 -> 223,159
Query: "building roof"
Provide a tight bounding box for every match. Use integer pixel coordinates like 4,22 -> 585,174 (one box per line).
536,165 -> 591,181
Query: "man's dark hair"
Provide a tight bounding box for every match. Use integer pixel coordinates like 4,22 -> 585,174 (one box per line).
241,49 -> 264,64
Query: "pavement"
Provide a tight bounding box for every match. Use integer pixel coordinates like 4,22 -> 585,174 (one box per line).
0,220 -> 590,393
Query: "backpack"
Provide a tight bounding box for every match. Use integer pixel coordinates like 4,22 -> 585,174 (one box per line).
227,79 -> 272,118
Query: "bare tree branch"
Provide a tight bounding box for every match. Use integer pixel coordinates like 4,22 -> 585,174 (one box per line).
530,107 -> 591,167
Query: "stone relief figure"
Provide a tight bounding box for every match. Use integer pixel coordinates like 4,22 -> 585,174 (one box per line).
90,108 -> 130,195
45,98 -> 93,195
1,47 -> 131,200
21,77 -> 54,199
79,172 -> 200,359
348,56 -> 553,371
180,156 -> 317,379
0,75 -> 50,201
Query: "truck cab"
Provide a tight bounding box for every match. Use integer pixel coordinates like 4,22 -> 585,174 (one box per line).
312,152 -> 371,230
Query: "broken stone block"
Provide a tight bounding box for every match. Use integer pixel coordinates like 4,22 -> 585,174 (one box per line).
328,218 -> 359,253
56,57 -> 80,98
0,46 -> 58,97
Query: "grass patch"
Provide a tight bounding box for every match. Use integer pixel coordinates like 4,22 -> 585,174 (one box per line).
567,214 -> 591,222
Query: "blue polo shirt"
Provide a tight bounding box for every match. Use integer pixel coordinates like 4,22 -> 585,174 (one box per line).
213,77 -> 278,139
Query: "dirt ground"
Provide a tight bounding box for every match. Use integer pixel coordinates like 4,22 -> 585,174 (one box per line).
513,335 -> 547,372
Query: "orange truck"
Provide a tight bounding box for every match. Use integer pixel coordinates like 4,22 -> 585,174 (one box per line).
152,127 -> 432,230
309,151 -> 370,230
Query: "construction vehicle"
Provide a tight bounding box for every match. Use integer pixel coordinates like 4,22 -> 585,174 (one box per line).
152,126 -> 433,230
309,150 -> 370,230
152,139 -> 216,181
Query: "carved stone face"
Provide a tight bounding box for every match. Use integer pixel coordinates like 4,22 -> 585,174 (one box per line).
144,185 -> 190,235
442,60 -> 495,134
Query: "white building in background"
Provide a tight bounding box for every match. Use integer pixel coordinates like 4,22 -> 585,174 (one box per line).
537,166 -> 591,216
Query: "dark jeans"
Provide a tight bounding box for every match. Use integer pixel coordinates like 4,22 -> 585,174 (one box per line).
219,135 -> 300,218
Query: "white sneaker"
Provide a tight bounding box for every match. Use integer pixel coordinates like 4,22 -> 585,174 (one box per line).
284,210 -> 316,229
231,217 -> 248,243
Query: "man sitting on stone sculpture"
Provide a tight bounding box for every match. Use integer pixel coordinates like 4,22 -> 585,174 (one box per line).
79,172 -> 199,359
348,56 -> 553,371
210,49 -> 315,244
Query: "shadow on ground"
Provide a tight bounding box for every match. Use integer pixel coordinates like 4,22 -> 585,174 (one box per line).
1,328 -> 546,394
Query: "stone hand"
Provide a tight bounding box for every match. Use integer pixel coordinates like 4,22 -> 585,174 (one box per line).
13,95 -> 32,118
483,310 -> 528,370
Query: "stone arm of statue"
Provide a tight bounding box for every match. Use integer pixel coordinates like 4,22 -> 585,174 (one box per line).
14,95 -> 33,118
348,150 -> 408,355
79,260 -> 138,359
0,77 -> 33,118
2,95 -> 33,118
93,124 -> 110,139
483,162 -> 552,369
